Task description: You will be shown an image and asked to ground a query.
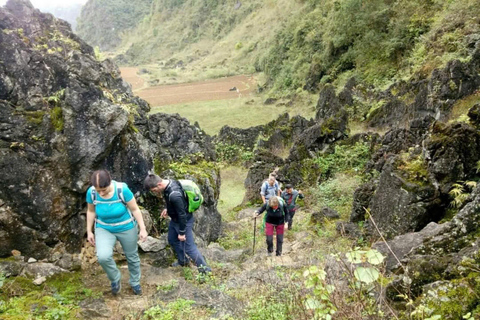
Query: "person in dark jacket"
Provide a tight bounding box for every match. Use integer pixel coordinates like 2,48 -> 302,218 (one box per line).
253,196 -> 290,256
281,184 -> 304,229
144,174 -> 211,274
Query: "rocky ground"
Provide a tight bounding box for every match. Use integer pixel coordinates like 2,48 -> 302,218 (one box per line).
77,207 -> 328,319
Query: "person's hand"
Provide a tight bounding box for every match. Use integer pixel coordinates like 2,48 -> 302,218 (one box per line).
298,190 -> 303,194
87,231 -> 95,247
178,234 -> 186,241
161,209 -> 168,218
285,223 -> 289,230
139,228 -> 148,242
252,211 -> 259,219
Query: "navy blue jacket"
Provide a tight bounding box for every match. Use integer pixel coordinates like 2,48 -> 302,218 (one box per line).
163,180 -> 191,235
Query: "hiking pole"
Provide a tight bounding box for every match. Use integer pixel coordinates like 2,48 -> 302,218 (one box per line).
252,214 -> 257,255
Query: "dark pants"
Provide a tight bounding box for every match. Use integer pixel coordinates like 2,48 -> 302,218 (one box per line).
288,209 -> 296,229
168,216 -> 211,272
265,222 -> 284,256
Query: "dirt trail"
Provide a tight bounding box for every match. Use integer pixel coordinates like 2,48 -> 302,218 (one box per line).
120,68 -> 256,106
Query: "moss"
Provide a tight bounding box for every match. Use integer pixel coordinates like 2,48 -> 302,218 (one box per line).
0,272 -> 98,319
154,155 -> 220,196
397,152 -> 429,186
50,106 -> 63,131
23,110 -> 45,125
418,278 -> 480,319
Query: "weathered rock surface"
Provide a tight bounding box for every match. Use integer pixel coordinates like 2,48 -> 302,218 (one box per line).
0,0 -> 221,259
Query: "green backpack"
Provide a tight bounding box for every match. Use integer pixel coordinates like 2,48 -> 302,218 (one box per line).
261,197 -> 286,232
179,179 -> 204,213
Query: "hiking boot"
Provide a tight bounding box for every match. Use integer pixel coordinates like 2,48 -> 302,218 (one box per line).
131,284 -> 142,295
171,261 -> 184,267
267,251 -> 273,257
111,281 -> 121,295
198,265 -> 212,274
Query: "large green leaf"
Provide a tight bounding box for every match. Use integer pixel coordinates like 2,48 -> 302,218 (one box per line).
365,249 -> 385,265
354,267 -> 379,284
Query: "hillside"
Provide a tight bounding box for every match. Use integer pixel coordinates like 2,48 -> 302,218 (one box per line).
76,0 -> 153,51
2,0 -> 480,319
112,0 -> 480,97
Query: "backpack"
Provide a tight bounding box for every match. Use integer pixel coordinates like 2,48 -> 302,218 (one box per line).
91,184 -> 126,205
260,197 -> 286,232
91,182 -> 135,227
178,179 -> 203,213
261,180 -> 279,199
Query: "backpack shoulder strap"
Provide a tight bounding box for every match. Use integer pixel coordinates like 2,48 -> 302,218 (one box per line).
91,188 -> 97,204
117,182 -> 126,206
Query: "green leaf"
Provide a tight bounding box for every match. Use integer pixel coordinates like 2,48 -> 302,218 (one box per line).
305,298 -> 322,310
354,267 -> 379,284
365,249 -> 385,265
346,250 -> 364,264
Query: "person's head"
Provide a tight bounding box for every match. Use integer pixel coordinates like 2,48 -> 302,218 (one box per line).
144,174 -> 164,194
285,184 -> 293,194
267,175 -> 276,186
268,196 -> 279,209
91,169 -> 112,197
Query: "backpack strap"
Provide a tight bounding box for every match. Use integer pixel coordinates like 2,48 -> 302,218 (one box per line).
117,185 -> 126,205
93,181 -> 135,227
91,189 -> 97,204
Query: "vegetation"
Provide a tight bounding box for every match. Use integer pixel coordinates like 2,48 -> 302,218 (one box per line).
0,272 -> 99,319
217,165 -> 248,216
149,96 -> 314,136
76,0 -> 153,51
109,0 -> 480,98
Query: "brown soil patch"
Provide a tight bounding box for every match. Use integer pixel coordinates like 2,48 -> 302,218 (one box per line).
120,68 -> 256,106
120,67 -> 146,91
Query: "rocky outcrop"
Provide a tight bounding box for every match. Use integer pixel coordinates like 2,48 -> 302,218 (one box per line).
367,157 -> 443,239
0,0 -> 221,259
368,46 -> 480,128
215,125 -> 263,150
376,183 -> 480,316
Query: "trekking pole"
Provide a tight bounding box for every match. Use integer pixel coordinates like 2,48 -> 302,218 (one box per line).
252,214 -> 257,255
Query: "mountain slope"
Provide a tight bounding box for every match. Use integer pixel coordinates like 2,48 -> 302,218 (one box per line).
76,0 -> 153,50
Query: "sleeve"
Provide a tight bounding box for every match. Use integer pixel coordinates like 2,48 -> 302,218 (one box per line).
296,190 -> 305,199
260,182 -> 266,196
170,192 -> 188,235
257,203 -> 267,214
121,183 -> 134,202
86,187 -> 93,204
283,203 -> 290,223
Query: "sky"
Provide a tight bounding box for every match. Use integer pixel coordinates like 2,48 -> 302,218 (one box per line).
0,0 -> 88,8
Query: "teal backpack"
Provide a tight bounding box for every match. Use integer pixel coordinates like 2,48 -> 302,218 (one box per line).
179,180 -> 204,213
260,197 -> 286,232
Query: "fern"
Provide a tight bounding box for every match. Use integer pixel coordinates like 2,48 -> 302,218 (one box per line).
449,180 -> 477,208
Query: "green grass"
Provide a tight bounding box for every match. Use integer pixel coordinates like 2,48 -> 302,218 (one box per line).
448,90 -> 480,123
150,98 -> 289,136
218,165 -> 248,218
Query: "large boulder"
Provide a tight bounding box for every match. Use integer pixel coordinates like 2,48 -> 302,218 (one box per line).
0,0 -> 221,259
424,121 -> 480,194
367,157 -> 442,239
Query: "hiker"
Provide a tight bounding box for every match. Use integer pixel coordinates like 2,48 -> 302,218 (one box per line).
260,175 -> 281,204
253,196 -> 290,256
281,184 -> 304,229
144,174 -> 211,274
86,169 -> 148,296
